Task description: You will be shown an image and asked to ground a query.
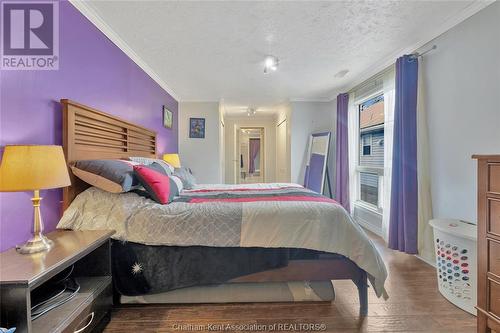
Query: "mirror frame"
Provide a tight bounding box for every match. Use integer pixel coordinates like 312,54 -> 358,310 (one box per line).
304,131 -> 331,195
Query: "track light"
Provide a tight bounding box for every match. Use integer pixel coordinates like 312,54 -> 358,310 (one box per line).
264,56 -> 279,74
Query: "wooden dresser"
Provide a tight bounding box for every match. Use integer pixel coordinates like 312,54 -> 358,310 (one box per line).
474,155 -> 500,333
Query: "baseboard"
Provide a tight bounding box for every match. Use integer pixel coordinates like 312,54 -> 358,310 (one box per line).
415,253 -> 436,268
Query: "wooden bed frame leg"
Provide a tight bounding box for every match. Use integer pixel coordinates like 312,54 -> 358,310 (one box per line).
352,270 -> 368,316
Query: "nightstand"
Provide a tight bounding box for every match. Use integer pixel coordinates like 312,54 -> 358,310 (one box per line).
0,230 -> 114,333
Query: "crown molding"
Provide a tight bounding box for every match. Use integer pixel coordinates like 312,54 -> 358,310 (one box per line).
180,99 -> 221,103
289,98 -> 334,103
224,114 -> 278,120
327,0 -> 495,99
69,0 -> 180,101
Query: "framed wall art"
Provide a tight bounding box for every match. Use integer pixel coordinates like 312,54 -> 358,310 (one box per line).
163,106 -> 173,129
189,118 -> 205,138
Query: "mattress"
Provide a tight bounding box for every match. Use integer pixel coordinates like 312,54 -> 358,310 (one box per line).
120,281 -> 335,304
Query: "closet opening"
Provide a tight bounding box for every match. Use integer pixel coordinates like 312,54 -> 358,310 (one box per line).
237,127 -> 264,184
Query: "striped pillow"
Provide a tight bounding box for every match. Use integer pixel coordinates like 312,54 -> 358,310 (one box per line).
173,167 -> 197,189
128,157 -> 174,175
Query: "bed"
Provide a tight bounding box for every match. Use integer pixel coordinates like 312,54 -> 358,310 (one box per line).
57,99 -> 388,315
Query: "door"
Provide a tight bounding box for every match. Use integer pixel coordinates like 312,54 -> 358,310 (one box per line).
219,119 -> 225,183
276,119 -> 288,182
233,124 -> 240,184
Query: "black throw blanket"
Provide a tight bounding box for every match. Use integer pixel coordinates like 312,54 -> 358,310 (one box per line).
112,241 -> 289,296
111,240 -> 343,296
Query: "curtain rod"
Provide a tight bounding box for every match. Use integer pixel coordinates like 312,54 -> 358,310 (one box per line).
348,64 -> 394,95
348,44 -> 437,95
410,45 -> 437,59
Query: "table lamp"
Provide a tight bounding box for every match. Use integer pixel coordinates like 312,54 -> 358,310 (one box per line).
162,153 -> 181,168
0,145 -> 71,254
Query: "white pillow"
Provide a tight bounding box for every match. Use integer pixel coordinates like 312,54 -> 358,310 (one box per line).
128,157 -> 174,175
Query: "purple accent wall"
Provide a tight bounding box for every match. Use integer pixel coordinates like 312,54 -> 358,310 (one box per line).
0,1 -> 178,252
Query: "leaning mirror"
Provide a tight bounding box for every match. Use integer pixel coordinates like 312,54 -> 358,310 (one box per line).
304,132 -> 332,197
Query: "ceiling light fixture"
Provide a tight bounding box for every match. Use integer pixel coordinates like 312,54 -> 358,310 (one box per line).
264,55 -> 279,74
334,69 -> 349,78
247,108 -> 256,116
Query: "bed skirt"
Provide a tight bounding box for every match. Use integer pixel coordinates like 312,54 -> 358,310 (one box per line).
120,281 -> 335,304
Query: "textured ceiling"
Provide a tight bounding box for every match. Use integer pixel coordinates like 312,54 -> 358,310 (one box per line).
85,0 -> 479,110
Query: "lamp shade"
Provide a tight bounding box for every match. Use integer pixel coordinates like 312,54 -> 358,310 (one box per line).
0,145 -> 71,192
162,153 -> 181,168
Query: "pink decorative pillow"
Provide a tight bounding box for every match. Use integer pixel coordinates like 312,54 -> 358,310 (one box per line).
133,165 -> 177,204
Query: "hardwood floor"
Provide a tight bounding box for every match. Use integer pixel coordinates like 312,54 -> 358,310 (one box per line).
104,231 -> 476,333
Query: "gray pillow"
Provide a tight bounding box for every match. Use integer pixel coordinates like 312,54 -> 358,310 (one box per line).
173,167 -> 197,189
71,159 -> 140,193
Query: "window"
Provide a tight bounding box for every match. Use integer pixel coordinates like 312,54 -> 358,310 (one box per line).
362,134 -> 372,156
357,94 -> 385,210
359,172 -> 379,206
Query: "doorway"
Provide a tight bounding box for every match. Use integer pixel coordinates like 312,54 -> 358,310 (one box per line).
237,127 -> 264,184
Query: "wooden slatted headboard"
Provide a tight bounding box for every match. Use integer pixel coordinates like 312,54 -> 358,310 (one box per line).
61,99 -> 157,209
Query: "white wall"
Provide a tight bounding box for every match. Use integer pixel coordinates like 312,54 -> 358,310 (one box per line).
289,101 -> 336,190
224,115 -> 277,183
420,2 -> 500,223
179,102 -> 221,183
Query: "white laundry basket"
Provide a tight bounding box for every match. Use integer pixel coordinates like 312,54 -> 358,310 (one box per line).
429,219 -> 477,315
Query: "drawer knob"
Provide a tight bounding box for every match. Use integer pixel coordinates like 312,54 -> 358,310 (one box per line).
74,312 -> 94,333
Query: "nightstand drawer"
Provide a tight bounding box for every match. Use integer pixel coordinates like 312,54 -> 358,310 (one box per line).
488,198 -> 500,236
31,276 -> 112,333
63,282 -> 112,333
489,279 -> 500,318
